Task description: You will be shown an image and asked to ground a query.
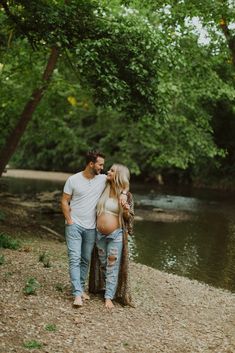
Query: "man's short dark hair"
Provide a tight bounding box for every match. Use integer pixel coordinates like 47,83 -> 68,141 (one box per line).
85,150 -> 105,165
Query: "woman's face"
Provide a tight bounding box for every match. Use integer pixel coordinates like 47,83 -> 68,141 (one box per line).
107,166 -> 116,181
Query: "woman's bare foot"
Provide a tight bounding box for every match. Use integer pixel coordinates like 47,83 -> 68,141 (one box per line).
82,292 -> 90,300
73,296 -> 83,307
105,299 -> 114,309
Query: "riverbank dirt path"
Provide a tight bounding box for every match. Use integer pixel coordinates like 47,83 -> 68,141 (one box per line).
0,170 -> 235,352
2,168 -> 72,181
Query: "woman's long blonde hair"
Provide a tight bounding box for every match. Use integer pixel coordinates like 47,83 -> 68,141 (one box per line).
97,164 -> 130,216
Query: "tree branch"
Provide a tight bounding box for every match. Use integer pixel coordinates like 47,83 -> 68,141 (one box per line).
220,18 -> 235,67
0,0 -> 36,49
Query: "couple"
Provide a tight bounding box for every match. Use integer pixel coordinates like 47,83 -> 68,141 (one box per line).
61,150 -> 134,309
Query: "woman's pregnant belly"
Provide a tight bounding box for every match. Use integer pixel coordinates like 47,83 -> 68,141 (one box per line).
97,213 -> 120,235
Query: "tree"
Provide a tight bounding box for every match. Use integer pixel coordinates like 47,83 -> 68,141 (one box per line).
1,0 -> 234,179
118,0 -> 235,180
0,46 -> 59,175
0,0 -> 160,175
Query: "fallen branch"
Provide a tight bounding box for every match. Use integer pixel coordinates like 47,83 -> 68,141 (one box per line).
40,225 -> 63,239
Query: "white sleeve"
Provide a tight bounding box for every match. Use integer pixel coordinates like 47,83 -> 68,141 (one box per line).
63,177 -> 73,195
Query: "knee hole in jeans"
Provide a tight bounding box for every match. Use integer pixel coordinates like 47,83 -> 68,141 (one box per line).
107,255 -> 117,266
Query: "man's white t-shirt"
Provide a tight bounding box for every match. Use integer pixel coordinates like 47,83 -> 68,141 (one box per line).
63,172 -> 106,229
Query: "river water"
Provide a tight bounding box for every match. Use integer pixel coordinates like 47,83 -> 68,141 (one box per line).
1,177 -> 235,292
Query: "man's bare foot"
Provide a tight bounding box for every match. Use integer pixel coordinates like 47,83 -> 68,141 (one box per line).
73,296 -> 83,307
82,292 -> 90,300
105,299 -> 114,309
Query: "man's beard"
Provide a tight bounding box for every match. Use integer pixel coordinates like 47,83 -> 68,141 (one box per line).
93,169 -> 100,175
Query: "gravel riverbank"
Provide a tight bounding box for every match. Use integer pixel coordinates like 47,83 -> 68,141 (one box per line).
1,237 -> 235,353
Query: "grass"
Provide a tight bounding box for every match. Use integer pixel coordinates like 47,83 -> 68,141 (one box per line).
45,323 -> 57,332
38,251 -> 51,268
23,340 -> 42,349
38,251 -> 47,262
0,211 -> 5,221
23,277 -> 40,295
0,233 -> 21,250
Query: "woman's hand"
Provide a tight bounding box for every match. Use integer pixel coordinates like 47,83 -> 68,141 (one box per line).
119,193 -> 128,204
121,199 -> 130,212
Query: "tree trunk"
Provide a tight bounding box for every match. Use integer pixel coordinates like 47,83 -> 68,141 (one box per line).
0,47 -> 60,176
220,20 -> 235,67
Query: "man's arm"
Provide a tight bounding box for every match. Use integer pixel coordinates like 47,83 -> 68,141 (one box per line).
61,192 -> 73,224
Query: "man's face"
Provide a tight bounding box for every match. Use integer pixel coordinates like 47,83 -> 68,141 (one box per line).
91,157 -> 105,175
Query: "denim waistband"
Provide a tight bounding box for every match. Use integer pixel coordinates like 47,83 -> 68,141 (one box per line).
96,228 -> 123,240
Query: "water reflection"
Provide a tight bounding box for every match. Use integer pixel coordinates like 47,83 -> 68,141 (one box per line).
133,210 -> 235,292
0,176 -> 64,195
135,194 -> 201,211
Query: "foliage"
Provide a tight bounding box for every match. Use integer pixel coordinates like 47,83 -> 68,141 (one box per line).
0,233 -> 21,249
73,10 -> 160,117
23,277 -> 40,295
38,251 -> 51,268
0,39 -> 46,149
0,0 -> 235,180
45,324 -> 57,332
115,0 -> 235,177
0,211 -> 5,221
0,0 -> 160,116
23,340 -> 42,349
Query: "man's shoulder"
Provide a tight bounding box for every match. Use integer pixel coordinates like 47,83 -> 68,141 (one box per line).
69,171 -> 82,179
66,171 -> 82,183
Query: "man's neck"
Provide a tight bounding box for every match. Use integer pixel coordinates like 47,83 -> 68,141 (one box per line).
82,168 -> 95,180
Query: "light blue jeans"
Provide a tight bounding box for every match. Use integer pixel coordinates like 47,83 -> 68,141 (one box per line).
96,228 -> 123,300
65,223 -> 96,297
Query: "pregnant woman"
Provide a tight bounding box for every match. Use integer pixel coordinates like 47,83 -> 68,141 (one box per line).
89,163 -> 134,309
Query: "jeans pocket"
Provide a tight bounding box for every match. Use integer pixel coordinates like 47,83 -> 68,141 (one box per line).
65,223 -> 76,237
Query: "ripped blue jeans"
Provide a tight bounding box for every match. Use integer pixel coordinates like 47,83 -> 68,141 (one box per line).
96,228 -> 123,300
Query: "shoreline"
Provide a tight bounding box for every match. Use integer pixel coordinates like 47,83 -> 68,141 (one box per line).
2,168 -> 72,181
3,168 -> 235,192
1,169 -> 194,224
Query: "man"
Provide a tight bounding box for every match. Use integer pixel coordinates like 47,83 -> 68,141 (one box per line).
61,150 -> 127,307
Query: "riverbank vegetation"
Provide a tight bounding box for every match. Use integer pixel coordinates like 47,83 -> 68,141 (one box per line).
0,1 -> 235,188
